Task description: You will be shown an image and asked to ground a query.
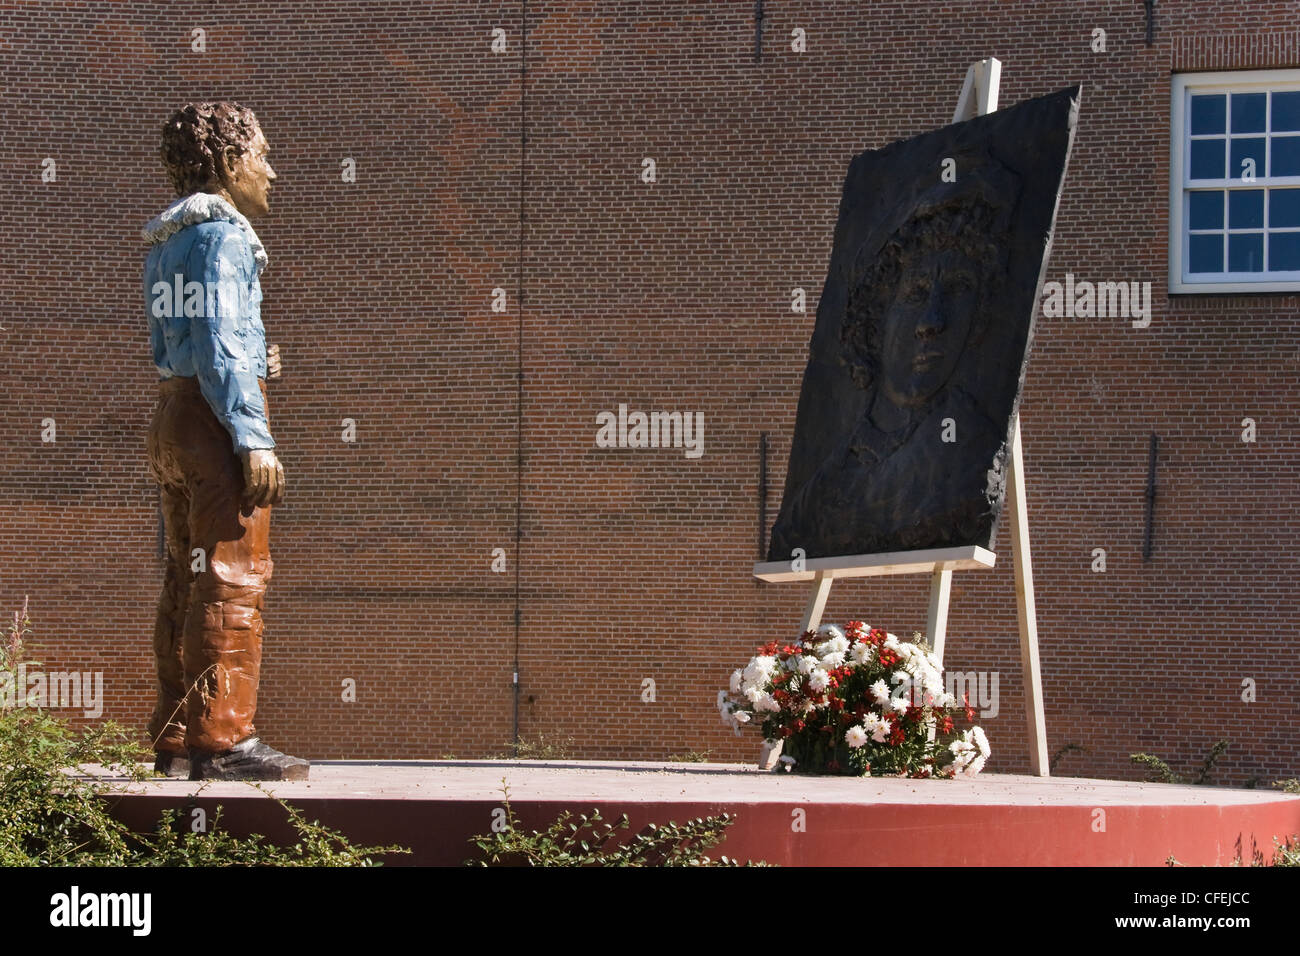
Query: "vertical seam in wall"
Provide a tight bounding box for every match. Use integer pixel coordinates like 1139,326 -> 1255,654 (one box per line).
512,0 -> 527,755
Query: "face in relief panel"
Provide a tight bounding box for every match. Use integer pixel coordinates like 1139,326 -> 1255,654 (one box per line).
879,249 -> 978,408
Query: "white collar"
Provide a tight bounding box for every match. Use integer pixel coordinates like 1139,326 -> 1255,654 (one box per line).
142,192 -> 268,274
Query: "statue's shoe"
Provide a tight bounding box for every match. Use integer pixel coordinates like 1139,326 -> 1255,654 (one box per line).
153,751 -> 191,778
189,736 -> 310,781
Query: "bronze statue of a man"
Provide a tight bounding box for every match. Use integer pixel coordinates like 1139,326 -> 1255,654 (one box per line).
142,102 -> 307,780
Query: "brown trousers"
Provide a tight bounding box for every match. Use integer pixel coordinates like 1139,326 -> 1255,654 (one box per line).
146,376 -> 274,754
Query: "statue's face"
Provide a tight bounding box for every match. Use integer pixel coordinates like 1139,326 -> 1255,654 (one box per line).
877,247 -> 978,407
219,126 -> 276,219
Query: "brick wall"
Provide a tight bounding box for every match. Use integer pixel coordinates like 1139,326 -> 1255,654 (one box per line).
0,1 -> 1296,785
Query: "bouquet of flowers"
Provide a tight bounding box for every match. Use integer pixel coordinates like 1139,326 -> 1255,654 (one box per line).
718,621 -> 990,777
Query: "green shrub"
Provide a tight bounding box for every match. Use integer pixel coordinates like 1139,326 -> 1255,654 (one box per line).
1130,739 -> 1229,785
466,782 -> 770,866
1,599 -> 407,866
490,734 -> 575,760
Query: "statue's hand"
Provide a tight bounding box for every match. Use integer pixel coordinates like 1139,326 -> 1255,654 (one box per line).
267,343 -> 282,379
241,448 -> 284,507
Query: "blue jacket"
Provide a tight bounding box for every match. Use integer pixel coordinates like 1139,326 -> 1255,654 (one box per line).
142,193 -> 274,453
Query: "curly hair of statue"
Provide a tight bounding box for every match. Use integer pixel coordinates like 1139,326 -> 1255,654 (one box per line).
158,102 -> 261,196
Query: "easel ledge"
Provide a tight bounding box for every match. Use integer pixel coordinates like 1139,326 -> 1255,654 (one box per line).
753,545 -> 995,583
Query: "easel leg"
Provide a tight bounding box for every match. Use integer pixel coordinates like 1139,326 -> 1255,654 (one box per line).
924,566 -> 952,744
759,571 -> 828,771
1008,418 -> 1050,776
925,565 -> 953,664
798,570 -> 833,636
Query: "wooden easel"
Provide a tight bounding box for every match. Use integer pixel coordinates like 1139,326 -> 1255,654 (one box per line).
754,58 -> 1050,776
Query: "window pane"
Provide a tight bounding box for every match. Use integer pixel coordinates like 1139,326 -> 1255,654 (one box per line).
1271,136 -> 1300,176
1229,189 -> 1264,228
1228,232 -> 1264,271
1191,94 -> 1227,134
1269,232 -> 1300,270
1270,188 -> 1300,226
1272,91 -> 1300,131
1190,138 -> 1226,179
1189,233 -> 1223,273
1188,190 -> 1225,229
1232,92 -> 1267,133
1230,138 -> 1266,179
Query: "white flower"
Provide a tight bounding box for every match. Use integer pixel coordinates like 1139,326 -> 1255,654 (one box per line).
972,726 -> 991,757
814,632 -> 850,665
718,702 -> 741,730
918,667 -> 945,696
733,710 -> 751,724
850,642 -> 874,665
883,632 -> 901,650
890,695 -> 910,714
870,679 -> 891,705
872,718 -> 892,743
891,679 -> 916,708
952,729 -> 974,749
743,656 -> 777,691
816,624 -> 846,643
754,693 -> 781,713
845,725 -> 869,749
796,655 -> 817,676
808,669 -> 830,692
744,685 -> 764,705
801,699 -> 817,715
729,669 -> 743,694
950,733 -> 987,775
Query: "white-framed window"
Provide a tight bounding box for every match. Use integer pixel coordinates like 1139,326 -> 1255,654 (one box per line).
1171,69 -> 1300,293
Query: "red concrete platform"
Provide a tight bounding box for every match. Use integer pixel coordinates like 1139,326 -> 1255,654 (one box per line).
98,760 -> 1300,866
